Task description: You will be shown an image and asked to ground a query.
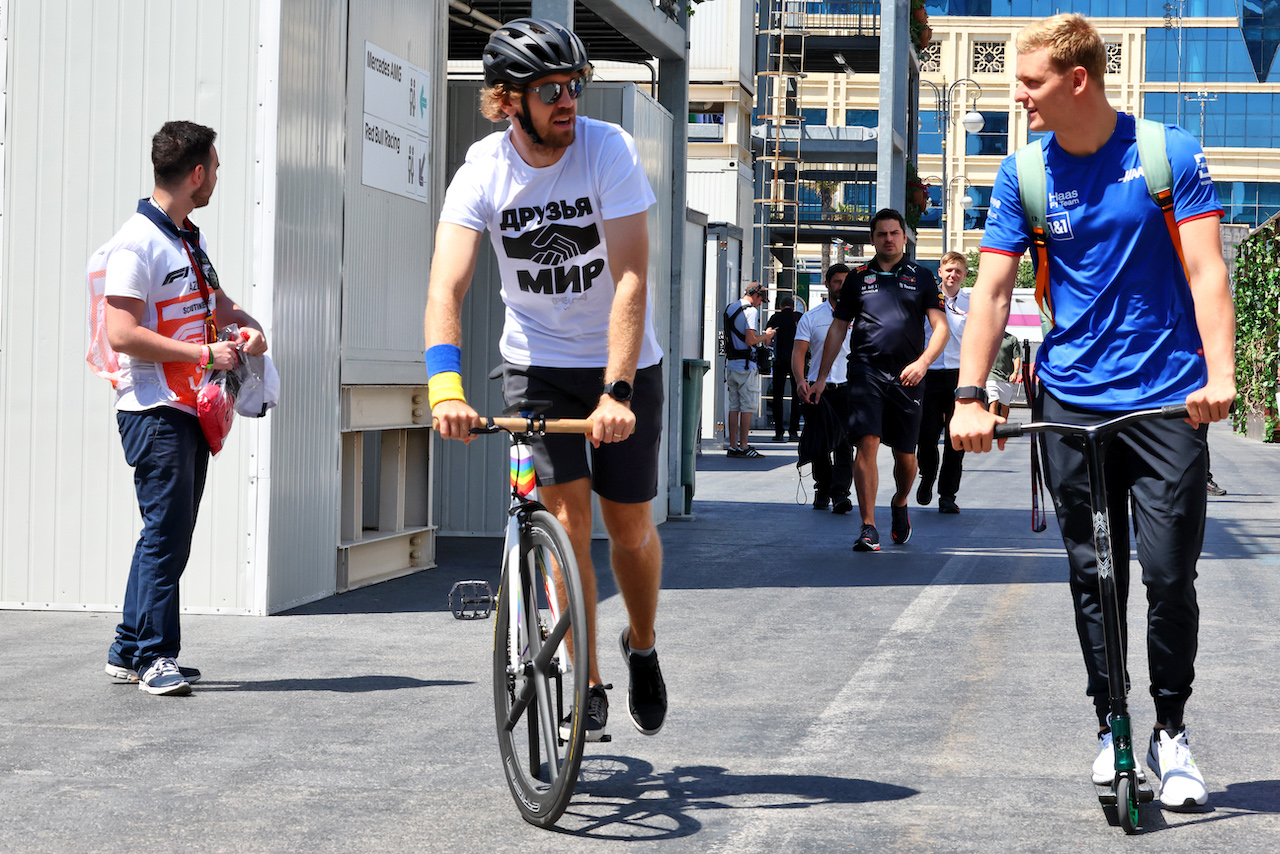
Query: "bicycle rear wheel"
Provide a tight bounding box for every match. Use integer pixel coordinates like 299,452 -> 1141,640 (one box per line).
492,509 -> 589,827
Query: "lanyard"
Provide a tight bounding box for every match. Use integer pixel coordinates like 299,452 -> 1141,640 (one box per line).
137,199 -> 218,343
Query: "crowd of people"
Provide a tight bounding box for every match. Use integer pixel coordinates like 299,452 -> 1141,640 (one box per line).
92,10 -> 1235,818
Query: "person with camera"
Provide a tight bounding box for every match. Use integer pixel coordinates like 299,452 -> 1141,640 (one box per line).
724,283 -> 775,458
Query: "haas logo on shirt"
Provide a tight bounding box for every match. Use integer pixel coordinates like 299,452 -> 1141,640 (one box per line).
504,222 -> 606,295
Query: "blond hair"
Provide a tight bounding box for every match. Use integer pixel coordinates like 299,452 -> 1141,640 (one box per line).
1016,14 -> 1106,89
939,251 -> 968,269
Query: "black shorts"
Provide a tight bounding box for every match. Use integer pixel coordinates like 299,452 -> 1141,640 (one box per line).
845,361 -> 925,454
501,362 -> 664,504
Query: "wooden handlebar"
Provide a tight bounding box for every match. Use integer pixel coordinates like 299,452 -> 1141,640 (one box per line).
432,416 -> 595,434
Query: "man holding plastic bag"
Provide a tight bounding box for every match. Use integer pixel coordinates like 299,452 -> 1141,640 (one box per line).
87,121 -> 269,696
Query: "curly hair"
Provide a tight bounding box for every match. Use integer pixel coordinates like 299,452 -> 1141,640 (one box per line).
479,82 -> 516,123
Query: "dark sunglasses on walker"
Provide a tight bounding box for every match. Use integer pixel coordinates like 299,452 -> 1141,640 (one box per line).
524,75 -> 586,105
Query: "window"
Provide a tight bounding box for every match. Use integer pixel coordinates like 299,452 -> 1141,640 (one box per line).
1106,42 -> 1123,74
918,185 -> 943,228
972,40 -> 1006,74
1144,90 -> 1280,148
1215,180 -> 1280,226
801,108 -> 829,126
1145,27 -> 1272,83
962,185 -> 994,230
841,181 -> 876,221
931,0 -> 1236,15
845,108 -> 878,128
920,41 -> 941,72
965,111 -> 1009,156
919,109 -> 943,155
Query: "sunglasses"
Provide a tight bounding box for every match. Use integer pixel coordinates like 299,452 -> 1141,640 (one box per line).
523,75 -> 587,105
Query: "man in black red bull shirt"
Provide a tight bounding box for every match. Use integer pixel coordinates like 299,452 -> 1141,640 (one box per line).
811,208 -> 948,551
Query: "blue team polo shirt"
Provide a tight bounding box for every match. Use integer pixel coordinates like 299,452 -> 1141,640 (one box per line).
981,113 -> 1223,410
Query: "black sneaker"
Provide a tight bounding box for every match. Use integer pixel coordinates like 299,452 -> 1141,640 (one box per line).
561,684 -> 609,742
1206,478 -> 1227,496
938,496 -> 960,514
891,504 -> 912,544
853,524 -> 881,551
916,480 -> 933,506
831,498 -> 854,515
619,630 -> 667,735
813,493 -> 830,510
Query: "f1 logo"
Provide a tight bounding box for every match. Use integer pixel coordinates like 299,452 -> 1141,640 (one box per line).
1047,211 -> 1073,240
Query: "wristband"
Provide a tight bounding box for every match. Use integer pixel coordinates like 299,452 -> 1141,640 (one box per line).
424,344 -> 463,379
199,345 -> 212,368
428,372 -> 467,409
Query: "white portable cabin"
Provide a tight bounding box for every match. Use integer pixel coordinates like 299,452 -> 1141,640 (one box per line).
0,1 -> 692,614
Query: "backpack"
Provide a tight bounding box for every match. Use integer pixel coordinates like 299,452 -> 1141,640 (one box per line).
1015,117 -> 1189,327
722,303 -> 752,361
722,302 -> 773,373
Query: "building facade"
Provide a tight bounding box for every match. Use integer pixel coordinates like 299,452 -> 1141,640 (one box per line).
788,1 -> 1280,265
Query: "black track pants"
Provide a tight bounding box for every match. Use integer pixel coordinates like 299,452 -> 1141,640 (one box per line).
1038,391 -> 1205,729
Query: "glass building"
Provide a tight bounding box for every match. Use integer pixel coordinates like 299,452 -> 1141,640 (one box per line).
790,1 -> 1280,261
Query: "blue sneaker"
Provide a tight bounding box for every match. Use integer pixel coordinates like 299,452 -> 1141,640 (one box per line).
106,660 -> 201,684
853,524 -> 881,552
137,658 -> 192,696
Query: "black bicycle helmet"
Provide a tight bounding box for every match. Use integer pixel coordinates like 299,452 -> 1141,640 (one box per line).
482,18 -> 589,87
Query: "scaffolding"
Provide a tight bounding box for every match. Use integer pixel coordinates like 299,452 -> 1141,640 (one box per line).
754,0 -> 807,303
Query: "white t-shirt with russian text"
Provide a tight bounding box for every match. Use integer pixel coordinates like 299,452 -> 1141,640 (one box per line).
439,116 -> 662,369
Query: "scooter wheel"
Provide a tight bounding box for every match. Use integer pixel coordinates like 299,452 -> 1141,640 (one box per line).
1116,775 -> 1141,835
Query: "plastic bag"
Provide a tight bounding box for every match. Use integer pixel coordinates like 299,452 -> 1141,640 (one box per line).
233,351 -> 280,417
197,372 -> 237,455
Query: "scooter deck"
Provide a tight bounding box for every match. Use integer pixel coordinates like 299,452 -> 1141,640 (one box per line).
1094,780 -> 1156,805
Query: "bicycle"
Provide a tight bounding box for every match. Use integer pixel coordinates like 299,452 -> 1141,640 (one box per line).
446,402 -> 596,827
995,402 -> 1188,834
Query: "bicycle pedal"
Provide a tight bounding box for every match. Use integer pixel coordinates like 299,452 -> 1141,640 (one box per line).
448,580 -> 494,620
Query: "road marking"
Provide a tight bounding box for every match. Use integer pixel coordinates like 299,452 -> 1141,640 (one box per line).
707,554 -> 982,854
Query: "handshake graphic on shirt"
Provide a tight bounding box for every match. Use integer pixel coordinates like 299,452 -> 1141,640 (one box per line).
502,223 -> 601,267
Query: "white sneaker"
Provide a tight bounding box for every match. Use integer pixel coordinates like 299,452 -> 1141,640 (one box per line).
1147,728 -> 1208,809
1092,730 -> 1147,785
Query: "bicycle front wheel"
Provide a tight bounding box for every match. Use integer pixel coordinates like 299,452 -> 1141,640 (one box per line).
492,509 -> 589,827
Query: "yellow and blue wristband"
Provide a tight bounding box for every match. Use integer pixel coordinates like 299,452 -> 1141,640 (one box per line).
425,344 -> 467,409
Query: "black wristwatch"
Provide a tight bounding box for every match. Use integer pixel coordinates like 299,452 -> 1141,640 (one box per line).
954,385 -> 988,405
603,380 -> 633,403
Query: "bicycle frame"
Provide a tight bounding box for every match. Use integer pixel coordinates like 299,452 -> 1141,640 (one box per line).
500,437 -> 569,751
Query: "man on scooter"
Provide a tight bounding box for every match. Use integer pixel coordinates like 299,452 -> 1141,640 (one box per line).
950,14 -> 1235,809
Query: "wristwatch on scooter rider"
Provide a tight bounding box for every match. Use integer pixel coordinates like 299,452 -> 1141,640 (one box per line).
602,380 -> 634,403
954,385 -> 988,405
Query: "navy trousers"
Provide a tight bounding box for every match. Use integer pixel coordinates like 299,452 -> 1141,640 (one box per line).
110,407 -> 209,674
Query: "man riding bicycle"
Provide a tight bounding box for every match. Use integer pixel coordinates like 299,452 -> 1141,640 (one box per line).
424,18 -> 667,743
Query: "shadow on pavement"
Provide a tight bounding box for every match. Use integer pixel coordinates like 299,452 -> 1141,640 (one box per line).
548,756 -> 916,840
194,675 -> 471,692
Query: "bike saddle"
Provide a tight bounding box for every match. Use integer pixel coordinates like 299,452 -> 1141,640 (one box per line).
503,399 -> 554,417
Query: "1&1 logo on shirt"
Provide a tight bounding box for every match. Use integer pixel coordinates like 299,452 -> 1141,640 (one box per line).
1047,210 -> 1074,240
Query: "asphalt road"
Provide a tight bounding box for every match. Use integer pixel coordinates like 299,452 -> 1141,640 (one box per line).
2,419 -> 1277,852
